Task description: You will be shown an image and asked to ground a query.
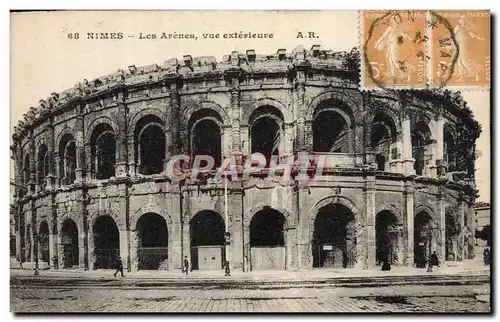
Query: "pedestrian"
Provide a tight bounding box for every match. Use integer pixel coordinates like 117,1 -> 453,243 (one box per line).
224,261 -> 231,276
431,251 -> 440,267
114,257 -> 124,277
183,256 -> 189,275
17,255 -> 23,269
381,260 -> 391,271
483,248 -> 490,266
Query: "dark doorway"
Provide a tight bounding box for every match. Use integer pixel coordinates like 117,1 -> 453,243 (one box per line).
189,109 -> 223,169
59,133 -> 76,185
93,215 -> 120,269
135,116 -> 166,175
91,124 -> 116,180
137,213 -> 168,270
192,119 -> 222,168
39,221 -> 50,263
313,110 -> 348,153
250,209 -> 285,247
61,219 -> 79,268
312,204 -> 356,268
376,211 -> 399,265
249,208 -> 287,270
412,122 -> 431,176
190,211 -> 225,270
414,211 -> 433,268
251,117 -> 280,162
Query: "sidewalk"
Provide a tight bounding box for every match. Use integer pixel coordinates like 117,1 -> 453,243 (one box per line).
11,259 -> 490,281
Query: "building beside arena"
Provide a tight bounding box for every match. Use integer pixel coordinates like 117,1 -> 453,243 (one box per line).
10,45 -> 480,272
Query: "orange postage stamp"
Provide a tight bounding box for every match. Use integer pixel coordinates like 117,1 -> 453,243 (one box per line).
429,10 -> 490,88
362,10 -> 427,90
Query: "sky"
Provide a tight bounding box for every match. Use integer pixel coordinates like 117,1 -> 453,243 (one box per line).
10,11 -> 490,202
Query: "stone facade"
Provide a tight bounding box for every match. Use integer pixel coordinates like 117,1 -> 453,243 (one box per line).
10,45 -> 480,272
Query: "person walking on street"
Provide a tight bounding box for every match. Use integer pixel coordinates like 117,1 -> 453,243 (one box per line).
183,256 -> 189,275
483,248 -> 490,266
114,257 -> 124,277
431,251 -> 440,267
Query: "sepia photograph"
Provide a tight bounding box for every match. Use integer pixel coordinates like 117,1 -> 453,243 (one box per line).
9,9 -> 491,313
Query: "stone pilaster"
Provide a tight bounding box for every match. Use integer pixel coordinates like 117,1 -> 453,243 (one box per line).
229,188 -> 244,270
230,85 -> 241,152
29,137 -> 36,195
118,184 -> 130,271
364,175 -> 376,269
75,111 -> 85,183
436,190 -> 446,261
297,183 -> 309,269
404,180 -> 415,266
457,199 -> 465,261
294,79 -> 306,152
129,229 -> 138,272
181,194 -> 191,270
402,117 -> 415,175
169,81 -> 181,155
115,92 -> 128,178
169,186 -> 183,270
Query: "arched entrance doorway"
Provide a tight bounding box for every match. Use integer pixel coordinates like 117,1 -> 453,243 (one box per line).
38,221 -> 50,264
375,211 -> 399,265
190,211 -> 225,270
93,215 -> 120,269
61,218 -> 79,268
312,204 -> 356,268
249,208 -> 287,270
136,213 -> 168,270
414,211 -> 434,268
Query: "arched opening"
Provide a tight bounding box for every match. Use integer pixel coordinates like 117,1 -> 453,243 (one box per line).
375,211 -> 399,265
444,128 -> 456,172
61,218 -> 79,268
414,211 -> 434,268
249,106 -> 283,164
90,123 -> 116,180
37,144 -> 49,188
136,213 -> 168,270
312,99 -> 353,153
412,121 -> 432,176
59,133 -> 76,185
249,208 -> 287,270
190,210 -> 225,270
445,212 -> 459,261
189,109 -> 223,169
93,215 -> 120,269
135,115 -> 165,175
38,220 -> 50,264
312,203 -> 356,268
23,154 -> 30,185
371,113 -> 397,171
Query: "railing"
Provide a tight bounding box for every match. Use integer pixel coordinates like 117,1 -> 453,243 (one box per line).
94,248 -> 120,269
137,247 -> 168,270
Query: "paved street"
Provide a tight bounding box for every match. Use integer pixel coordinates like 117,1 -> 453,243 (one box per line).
11,278 -> 490,313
